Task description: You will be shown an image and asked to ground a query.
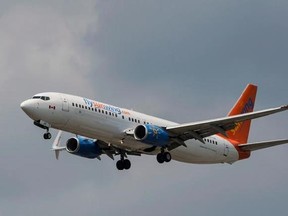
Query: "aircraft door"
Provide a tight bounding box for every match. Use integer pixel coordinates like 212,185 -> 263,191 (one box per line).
62,96 -> 69,112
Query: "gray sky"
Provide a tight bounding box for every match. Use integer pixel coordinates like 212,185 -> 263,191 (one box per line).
1,1 -> 288,215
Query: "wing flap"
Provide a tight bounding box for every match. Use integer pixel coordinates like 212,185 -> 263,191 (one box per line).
238,139 -> 288,151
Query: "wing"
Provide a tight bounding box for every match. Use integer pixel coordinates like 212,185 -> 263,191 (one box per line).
166,105 -> 288,142
238,139 -> 288,151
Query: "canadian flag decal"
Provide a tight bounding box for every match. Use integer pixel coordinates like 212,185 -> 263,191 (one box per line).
49,105 -> 56,110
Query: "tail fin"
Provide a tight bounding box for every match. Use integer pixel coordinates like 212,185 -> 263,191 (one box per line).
226,84 -> 257,144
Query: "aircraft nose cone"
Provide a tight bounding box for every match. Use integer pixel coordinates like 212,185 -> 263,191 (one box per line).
20,100 -> 36,117
21,100 -> 30,111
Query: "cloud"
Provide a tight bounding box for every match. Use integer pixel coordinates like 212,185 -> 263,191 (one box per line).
0,1 -> 98,100
0,1 -> 288,216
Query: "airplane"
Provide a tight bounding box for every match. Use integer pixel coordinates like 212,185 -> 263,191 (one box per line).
20,84 -> 288,170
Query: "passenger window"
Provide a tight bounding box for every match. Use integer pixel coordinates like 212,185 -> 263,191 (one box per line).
115,114 -> 118,117
122,116 -> 124,119
102,110 -> 104,114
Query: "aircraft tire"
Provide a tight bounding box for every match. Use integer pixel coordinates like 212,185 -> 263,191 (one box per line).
124,159 -> 131,170
116,160 -> 124,170
163,152 -> 172,162
43,132 -> 52,140
157,153 -> 165,164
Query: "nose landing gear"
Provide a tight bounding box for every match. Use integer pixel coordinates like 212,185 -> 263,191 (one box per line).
34,120 -> 52,140
43,131 -> 52,140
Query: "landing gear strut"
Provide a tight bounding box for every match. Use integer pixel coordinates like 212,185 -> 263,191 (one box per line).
116,154 -> 131,170
157,151 -> 172,164
34,120 -> 52,140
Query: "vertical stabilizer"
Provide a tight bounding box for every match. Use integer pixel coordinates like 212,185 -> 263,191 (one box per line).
226,84 -> 257,144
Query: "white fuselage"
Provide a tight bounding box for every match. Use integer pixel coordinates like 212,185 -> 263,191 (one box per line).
21,92 -> 240,164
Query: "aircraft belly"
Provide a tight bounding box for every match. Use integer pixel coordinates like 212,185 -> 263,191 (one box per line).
170,139 -> 239,164
170,145 -> 216,164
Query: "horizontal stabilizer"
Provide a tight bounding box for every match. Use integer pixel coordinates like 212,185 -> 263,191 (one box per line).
238,139 -> 288,151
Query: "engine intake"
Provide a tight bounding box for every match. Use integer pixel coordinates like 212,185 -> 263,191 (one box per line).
66,137 -> 101,159
66,138 -> 79,152
134,125 -> 148,140
134,124 -> 169,147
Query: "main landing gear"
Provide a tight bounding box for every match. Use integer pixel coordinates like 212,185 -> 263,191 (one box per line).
156,151 -> 172,164
116,154 -> 131,170
116,159 -> 131,170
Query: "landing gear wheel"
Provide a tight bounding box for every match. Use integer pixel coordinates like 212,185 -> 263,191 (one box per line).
116,159 -> 131,170
157,153 -> 165,164
123,159 -> 131,170
157,152 -> 172,164
163,152 -> 172,162
116,160 -> 124,170
43,132 -> 52,140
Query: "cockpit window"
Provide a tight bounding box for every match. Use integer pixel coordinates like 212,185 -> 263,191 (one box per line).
32,96 -> 50,101
41,96 -> 50,101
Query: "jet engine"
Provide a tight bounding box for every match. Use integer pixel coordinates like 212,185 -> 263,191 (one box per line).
66,137 -> 102,159
134,124 -> 170,147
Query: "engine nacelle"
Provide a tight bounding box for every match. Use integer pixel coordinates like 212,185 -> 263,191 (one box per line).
66,137 -> 102,159
134,124 -> 169,147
